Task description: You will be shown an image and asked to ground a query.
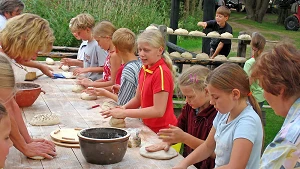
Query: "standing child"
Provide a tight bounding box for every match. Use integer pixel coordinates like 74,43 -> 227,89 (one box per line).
79,21 -> 122,88
243,32 -> 267,125
173,63 -> 263,169
197,6 -> 232,59
146,65 -> 217,169
101,29 -> 177,133
86,28 -> 142,105
70,13 -> 107,81
0,103 -> 12,169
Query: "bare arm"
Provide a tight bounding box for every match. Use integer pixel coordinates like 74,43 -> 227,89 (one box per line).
211,42 -> 224,59
123,87 -> 141,109
197,22 -> 207,29
60,58 -> 83,67
19,60 -> 53,77
73,66 -> 104,76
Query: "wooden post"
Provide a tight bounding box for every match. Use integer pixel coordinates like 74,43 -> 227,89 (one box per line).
158,25 -> 167,49
202,0 -> 215,55
237,31 -> 251,58
169,0 -> 180,53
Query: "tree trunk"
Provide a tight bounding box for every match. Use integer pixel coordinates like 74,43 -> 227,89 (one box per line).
185,0 -> 190,18
245,0 -> 269,23
245,0 -> 256,20
277,9 -> 290,24
191,0 -> 196,15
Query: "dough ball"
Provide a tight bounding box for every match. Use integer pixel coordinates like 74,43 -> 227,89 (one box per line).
214,55 -> 227,61
127,129 -> 141,148
238,34 -> 251,40
228,57 -> 247,62
45,57 -> 55,65
145,25 -> 158,30
101,101 -> 118,111
29,156 -> 45,160
72,84 -> 85,93
196,53 -> 209,60
109,117 -> 126,128
169,52 -> 181,59
61,72 -> 76,79
181,52 -> 193,59
29,114 -> 60,126
221,32 -> 233,39
81,92 -> 97,100
167,27 -> 174,34
188,30 -> 206,36
174,28 -> 189,35
139,145 -> 178,160
207,31 -> 220,37
61,65 -> 70,71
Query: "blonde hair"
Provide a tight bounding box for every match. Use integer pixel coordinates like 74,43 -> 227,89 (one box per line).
137,29 -> 174,77
251,32 -> 266,59
0,13 -> 55,60
69,13 -> 95,32
93,21 -> 116,38
178,65 -> 210,91
112,28 -> 136,53
206,63 -> 261,117
216,6 -> 231,17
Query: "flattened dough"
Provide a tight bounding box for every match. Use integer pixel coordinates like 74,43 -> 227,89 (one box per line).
174,28 -> 188,35
188,30 -> 206,36
169,52 -> 181,59
81,92 -> 97,100
228,57 -> 247,62
29,156 -> 45,160
62,72 -> 76,79
139,145 -> 178,160
29,113 -> 60,126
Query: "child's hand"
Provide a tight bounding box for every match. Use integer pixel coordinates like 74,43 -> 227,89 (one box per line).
157,125 -> 185,144
145,142 -> 170,152
101,108 -> 126,119
85,88 -> 108,97
60,58 -> 74,67
80,78 -> 93,88
197,22 -> 207,28
39,64 -> 53,77
111,84 -> 121,94
73,68 -> 85,76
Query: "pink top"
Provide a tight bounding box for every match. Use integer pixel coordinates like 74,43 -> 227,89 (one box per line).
103,51 -> 114,81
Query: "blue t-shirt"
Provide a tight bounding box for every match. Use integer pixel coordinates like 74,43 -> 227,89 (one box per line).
213,105 -> 263,168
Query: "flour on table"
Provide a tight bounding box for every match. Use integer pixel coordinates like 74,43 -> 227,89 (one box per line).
127,128 -> 141,148
139,145 -> 178,160
29,113 -> 60,126
81,92 -> 97,100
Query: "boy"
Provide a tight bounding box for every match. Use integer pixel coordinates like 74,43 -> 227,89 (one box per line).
69,13 -> 107,81
86,28 -> 141,105
0,0 -> 24,30
197,6 -> 232,59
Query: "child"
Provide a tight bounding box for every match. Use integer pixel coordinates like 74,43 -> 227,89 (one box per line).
0,103 -> 12,169
173,63 -> 263,169
59,18 -> 88,68
250,43 -> 300,169
243,32 -> 267,125
69,13 -> 107,81
146,65 -> 217,169
197,6 -> 232,59
86,28 -> 142,105
101,29 -> 177,133
0,0 -> 24,30
78,21 -> 122,88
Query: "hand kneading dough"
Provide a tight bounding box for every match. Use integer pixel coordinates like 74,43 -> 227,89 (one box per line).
109,117 -> 126,128
72,84 -> 85,93
139,145 -> 178,160
188,30 -> 206,36
81,92 -> 97,100
181,52 -> 193,59
167,27 -> 174,34
61,65 -> 70,71
207,31 -> 220,37
214,55 -> 227,61
61,72 -> 76,79
101,101 -> 118,111
238,34 -> 251,40
169,52 -> 181,58
196,53 -> 209,60
145,25 -> 158,30
29,114 -> 60,126
221,32 -> 233,38
174,28 -> 188,35
228,57 -> 247,62
45,57 -> 55,65
29,156 -> 45,160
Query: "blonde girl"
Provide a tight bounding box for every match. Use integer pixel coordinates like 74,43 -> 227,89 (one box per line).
79,21 -> 122,88
174,63 -> 263,169
102,29 -> 177,133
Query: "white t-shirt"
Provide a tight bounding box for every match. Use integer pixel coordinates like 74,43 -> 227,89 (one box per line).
77,40 -> 88,60
0,15 -> 7,30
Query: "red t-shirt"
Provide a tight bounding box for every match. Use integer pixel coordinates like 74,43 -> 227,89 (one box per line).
138,58 -> 177,133
115,64 -> 124,85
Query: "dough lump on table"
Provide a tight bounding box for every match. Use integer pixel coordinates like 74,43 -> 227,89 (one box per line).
29,114 -> 60,126
221,32 -> 233,38
81,92 -> 97,100
109,117 -> 126,128
169,52 -> 181,59
228,57 -> 247,62
188,30 -> 206,36
45,57 -> 55,65
139,145 -> 178,160
207,31 -> 220,37
62,72 -> 76,79
29,156 -> 45,160
174,28 -> 189,35
145,25 -> 158,30
61,65 -> 70,71
167,27 -> 174,34
181,52 -> 193,59
238,34 -> 251,40
196,53 -> 209,60
72,84 -> 85,93
214,55 -> 227,61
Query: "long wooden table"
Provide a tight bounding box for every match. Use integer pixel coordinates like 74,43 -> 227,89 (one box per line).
5,62 -> 196,169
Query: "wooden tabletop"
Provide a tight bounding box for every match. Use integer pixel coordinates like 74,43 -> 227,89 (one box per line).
5,62 -> 196,169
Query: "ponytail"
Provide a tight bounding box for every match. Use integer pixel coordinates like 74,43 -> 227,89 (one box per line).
162,52 -> 175,80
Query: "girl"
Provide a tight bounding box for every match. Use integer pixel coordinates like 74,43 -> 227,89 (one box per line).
146,65 -> 217,169
0,103 -> 12,168
243,32 -> 266,125
102,29 -> 177,133
79,21 -> 122,88
173,63 -> 263,169
251,43 -> 300,168
0,14 -> 56,159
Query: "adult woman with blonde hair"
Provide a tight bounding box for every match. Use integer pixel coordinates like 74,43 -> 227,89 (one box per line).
0,14 -> 56,159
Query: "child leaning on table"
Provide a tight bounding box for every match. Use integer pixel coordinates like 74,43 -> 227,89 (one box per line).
0,103 -> 12,169
101,29 -> 177,133
197,6 -> 232,59
146,65 -> 217,169
59,17 -> 88,68
78,21 -> 122,88
173,63 -> 264,169
85,28 -> 142,106
69,13 -> 107,81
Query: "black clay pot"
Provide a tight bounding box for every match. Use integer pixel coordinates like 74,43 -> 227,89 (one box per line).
78,127 -> 130,165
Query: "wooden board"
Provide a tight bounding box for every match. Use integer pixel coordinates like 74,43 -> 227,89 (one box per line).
50,128 -> 81,144
52,139 -> 80,148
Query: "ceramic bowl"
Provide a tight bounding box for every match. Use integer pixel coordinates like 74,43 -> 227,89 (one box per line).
15,82 -> 45,107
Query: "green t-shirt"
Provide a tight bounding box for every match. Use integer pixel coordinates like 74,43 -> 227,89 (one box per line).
243,58 -> 265,103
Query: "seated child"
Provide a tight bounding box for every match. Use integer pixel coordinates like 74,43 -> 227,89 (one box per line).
197,6 -> 232,59
69,13 -> 107,81
0,103 -> 12,169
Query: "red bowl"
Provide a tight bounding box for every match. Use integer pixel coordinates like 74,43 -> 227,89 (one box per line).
15,82 -> 45,107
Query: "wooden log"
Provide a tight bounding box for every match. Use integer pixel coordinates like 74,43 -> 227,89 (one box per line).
38,52 -> 78,58
52,46 -> 79,52
237,31 -> 250,58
